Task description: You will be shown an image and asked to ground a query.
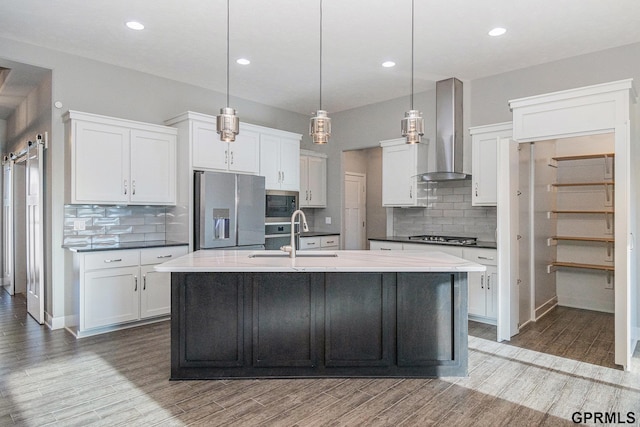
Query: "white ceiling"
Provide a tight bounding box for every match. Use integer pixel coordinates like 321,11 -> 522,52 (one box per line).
1,0 -> 640,117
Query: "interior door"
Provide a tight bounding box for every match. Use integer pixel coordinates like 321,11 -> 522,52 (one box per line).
496,138 -> 521,341
2,160 -> 14,295
343,173 -> 366,250
26,141 -> 45,324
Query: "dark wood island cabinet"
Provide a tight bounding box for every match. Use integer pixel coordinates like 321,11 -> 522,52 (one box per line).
156,250 -> 483,379
168,267 -> 473,378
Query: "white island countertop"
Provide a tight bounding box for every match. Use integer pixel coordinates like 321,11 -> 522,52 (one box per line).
154,249 -> 486,273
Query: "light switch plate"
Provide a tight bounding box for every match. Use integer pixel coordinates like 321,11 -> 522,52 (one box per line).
325,217 -> 331,225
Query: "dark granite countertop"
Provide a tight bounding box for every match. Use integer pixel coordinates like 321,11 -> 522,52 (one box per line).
300,231 -> 341,238
63,240 -> 188,253
368,236 -> 497,250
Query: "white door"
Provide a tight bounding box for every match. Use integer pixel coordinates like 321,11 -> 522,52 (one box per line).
343,173 -> 366,250
2,161 -> 14,295
496,138 -> 521,341
26,141 -> 45,324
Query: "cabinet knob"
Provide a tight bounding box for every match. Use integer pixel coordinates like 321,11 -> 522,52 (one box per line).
156,254 -> 173,259
230,151 -> 234,165
143,274 -> 146,290
309,190 -> 312,200
124,180 -> 128,195
480,276 -> 484,289
134,276 -> 138,291
487,276 -> 490,290
103,258 -> 122,263
132,180 -> 136,195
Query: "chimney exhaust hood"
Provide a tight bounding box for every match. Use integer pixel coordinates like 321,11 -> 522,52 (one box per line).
420,77 -> 468,181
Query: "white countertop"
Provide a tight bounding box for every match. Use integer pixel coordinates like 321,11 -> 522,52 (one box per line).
154,249 -> 486,273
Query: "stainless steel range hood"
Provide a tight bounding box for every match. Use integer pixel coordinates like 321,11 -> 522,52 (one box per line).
420,77 -> 468,181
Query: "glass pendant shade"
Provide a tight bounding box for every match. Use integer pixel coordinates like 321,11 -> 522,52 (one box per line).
217,107 -> 239,142
401,109 -> 424,144
310,110 -> 331,144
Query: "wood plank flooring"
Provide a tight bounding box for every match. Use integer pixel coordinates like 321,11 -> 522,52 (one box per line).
1,292 -> 639,426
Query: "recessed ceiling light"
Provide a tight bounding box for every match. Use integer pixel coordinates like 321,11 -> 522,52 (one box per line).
488,27 -> 506,37
126,21 -> 145,31
382,61 -> 396,68
236,58 -> 251,65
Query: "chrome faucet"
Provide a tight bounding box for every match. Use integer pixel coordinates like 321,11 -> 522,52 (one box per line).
281,209 -> 309,258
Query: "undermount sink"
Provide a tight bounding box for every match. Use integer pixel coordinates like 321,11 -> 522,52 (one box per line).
248,251 -> 338,258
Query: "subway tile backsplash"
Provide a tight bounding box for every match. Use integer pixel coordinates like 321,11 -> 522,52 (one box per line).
63,205 -> 169,246
393,180 -> 497,241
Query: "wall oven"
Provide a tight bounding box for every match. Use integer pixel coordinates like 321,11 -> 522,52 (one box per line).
265,190 -> 298,223
264,222 -> 299,250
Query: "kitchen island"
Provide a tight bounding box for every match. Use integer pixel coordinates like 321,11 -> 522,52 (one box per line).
155,249 -> 484,379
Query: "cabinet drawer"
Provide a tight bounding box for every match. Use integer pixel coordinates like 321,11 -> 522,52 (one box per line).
321,235 -> 339,248
140,246 -> 188,265
299,237 -> 321,250
462,248 -> 497,266
83,250 -> 139,271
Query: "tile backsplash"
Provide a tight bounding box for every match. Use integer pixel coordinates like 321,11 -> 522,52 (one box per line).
393,180 -> 497,241
63,205 -> 169,246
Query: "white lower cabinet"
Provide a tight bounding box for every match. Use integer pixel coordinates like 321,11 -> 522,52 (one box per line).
463,248 -> 498,324
74,245 -> 188,336
368,240 -> 404,251
299,235 -> 340,251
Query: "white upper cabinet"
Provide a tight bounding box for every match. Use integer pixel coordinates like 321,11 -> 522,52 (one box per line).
65,111 -> 177,205
260,133 -> 300,191
190,118 -> 260,174
380,138 -> 428,207
300,150 -> 327,208
469,122 -> 512,206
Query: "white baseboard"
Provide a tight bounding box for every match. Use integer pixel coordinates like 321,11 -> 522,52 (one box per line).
535,296 -> 558,320
45,312 -> 76,330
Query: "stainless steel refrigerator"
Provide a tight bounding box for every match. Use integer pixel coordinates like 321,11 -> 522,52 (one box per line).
194,171 -> 265,250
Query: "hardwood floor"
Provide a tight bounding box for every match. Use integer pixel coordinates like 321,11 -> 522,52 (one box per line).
1,292 -> 639,426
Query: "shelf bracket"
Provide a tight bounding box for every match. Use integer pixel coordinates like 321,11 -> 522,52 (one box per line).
548,158 -> 558,168
547,264 -> 558,274
604,182 -> 613,207
547,211 -> 557,220
604,212 -> 613,234
605,271 -> 614,289
604,154 -> 613,179
605,242 -> 614,262
547,237 -> 557,247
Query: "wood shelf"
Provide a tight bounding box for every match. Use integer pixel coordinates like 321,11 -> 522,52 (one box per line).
551,210 -> 614,214
552,153 -> 614,162
551,181 -> 614,187
551,236 -> 615,243
550,261 -> 614,272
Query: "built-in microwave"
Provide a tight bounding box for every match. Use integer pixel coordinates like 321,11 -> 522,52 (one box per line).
265,190 -> 298,222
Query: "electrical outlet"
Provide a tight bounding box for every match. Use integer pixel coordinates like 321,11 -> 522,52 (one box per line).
73,220 -> 86,231
325,217 -> 332,225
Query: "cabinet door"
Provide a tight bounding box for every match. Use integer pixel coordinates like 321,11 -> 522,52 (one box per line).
260,134 -> 282,190
467,271 -> 486,317
192,120 -> 229,171
140,264 -> 171,318
299,156 -> 309,207
472,134 -> 498,206
72,120 -> 129,204
229,130 -> 260,174
83,266 -> 139,330
382,144 -> 413,206
279,138 -> 300,191
130,129 -> 176,204
306,156 -> 326,207
485,266 -> 498,319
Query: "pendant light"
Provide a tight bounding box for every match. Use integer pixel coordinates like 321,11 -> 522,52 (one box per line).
401,0 -> 424,144
310,0 -> 331,144
217,0 -> 239,142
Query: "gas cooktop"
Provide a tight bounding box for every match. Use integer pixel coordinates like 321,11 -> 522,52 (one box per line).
408,235 -> 478,246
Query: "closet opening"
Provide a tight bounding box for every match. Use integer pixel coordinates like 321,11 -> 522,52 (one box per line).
516,133 -> 616,367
